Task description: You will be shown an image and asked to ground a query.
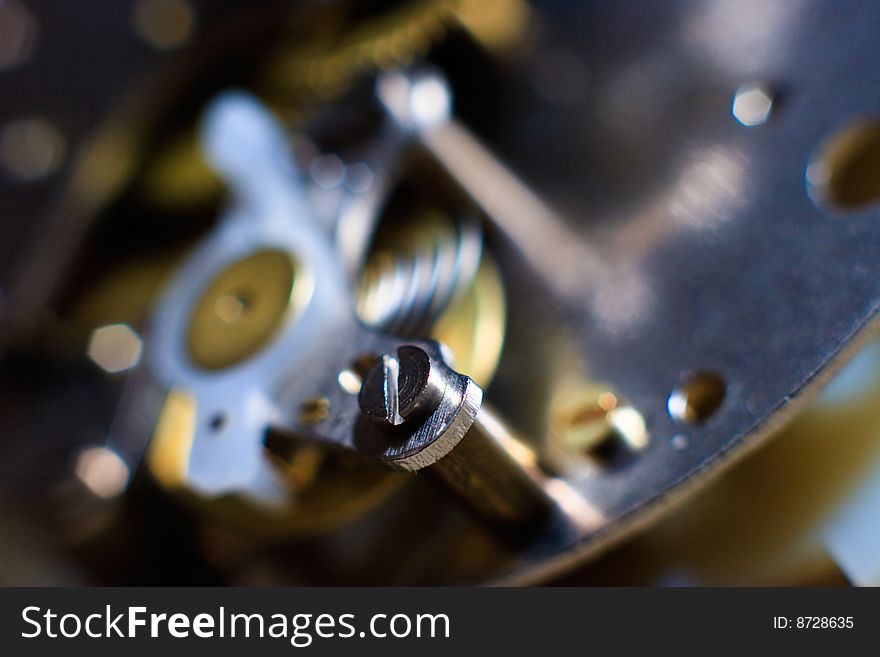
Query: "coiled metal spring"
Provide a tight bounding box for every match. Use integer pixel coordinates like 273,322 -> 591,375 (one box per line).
357,215 -> 483,338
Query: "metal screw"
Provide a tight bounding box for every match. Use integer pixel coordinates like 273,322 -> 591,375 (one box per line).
550,385 -> 649,460
358,345 -> 445,427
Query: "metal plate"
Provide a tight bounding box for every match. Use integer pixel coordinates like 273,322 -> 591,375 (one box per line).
457,0 -> 880,582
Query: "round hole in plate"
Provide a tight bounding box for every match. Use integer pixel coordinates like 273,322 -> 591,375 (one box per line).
667,371 -> 725,424
208,413 -> 226,433
807,119 -> 880,212
213,289 -> 254,324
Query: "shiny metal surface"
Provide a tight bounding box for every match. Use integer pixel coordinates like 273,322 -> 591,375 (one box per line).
3,0 -> 880,585
455,0 -> 880,581
357,218 -> 483,338
147,91 -> 494,509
